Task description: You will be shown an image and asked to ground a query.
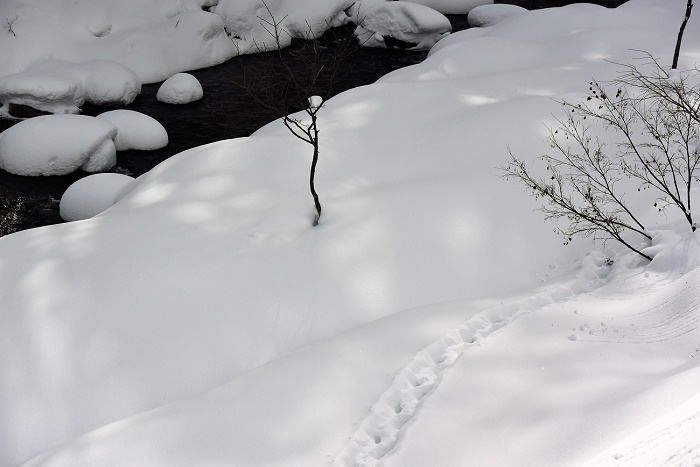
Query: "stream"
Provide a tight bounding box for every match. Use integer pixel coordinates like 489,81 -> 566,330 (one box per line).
0,0 -> 627,237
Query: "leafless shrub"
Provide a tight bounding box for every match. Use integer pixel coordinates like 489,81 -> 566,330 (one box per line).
501,56 -> 699,260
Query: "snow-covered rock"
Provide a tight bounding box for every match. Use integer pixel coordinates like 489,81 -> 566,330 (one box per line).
156,73 -> 204,104
0,60 -> 140,118
468,4 -> 529,28
404,0 -> 493,15
96,110 -> 169,151
60,173 -> 136,221
214,0 -> 355,55
0,0 -> 236,85
0,115 -> 117,176
353,0 -> 452,50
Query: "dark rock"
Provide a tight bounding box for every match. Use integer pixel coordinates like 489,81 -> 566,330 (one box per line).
383,35 -> 419,49
8,103 -> 53,119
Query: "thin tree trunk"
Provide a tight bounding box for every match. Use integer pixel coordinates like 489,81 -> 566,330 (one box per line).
672,0 -> 693,69
310,144 -> 321,226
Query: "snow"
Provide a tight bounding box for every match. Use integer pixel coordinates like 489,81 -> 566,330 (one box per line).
0,0 -> 453,115
0,60 -> 141,118
0,115 -> 117,176
352,0 -> 452,50
380,243 -> 700,466
2,0 -> 700,466
308,95 -> 324,110
468,4 -> 529,28
405,0 -> 493,15
0,0 -> 236,85
156,73 -> 204,104
96,110 -> 169,151
214,0 -> 355,54
20,233 -> 700,467
588,390 -> 700,466
59,174 -> 137,222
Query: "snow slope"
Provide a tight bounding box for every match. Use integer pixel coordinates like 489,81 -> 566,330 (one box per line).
1,0 -> 700,465
380,234 -> 700,467
0,0 -> 234,84
22,233 -> 700,466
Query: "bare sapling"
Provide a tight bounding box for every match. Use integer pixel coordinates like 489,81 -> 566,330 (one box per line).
502,56 -> 700,260
230,1 -> 357,226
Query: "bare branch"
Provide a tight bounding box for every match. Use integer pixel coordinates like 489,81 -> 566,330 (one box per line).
501,57 -> 699,260
3,14 -> 18,37
225,4 -> 360,226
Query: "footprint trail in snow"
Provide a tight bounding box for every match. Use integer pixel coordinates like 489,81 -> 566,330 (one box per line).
333,254 -> 617,467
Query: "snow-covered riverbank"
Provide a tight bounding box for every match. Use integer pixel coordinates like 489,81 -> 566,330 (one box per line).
1,0 -> 699,465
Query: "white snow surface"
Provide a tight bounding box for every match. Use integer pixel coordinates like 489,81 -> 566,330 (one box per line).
352,0 -> 452,50
2,0 -> 700,465
0,0 -> 452,114
214,0 -> 355,54
0,60 -> 141,118
96,110 -> 169,151
588,389 -> 700,466
156,73 -> 204,104
59,174 -> 137,222
405,0 -> 493,15
0,0 -> 235,85
467,4 -> 529,28
0,115 -> 117,176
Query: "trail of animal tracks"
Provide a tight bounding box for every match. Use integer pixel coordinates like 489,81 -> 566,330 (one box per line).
335,250 -> 700,466
21,239 -> 700,467
334,254 -> 615,466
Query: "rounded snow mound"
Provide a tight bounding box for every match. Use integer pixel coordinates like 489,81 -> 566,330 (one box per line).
0,115 -> 118,176
0,60 -> 141,118
60,173 -> 136,221
156,73 -> 204,104
97,110 -> 169,151
406,0 -> 493,15
467,4 -> 528,28
213,0 -> 353,55
353,0 -> 452,50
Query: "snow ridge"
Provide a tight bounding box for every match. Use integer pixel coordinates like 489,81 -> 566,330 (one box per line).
588,393 -> 700,466
334,254 -> 616,467
570,275 -> 700,345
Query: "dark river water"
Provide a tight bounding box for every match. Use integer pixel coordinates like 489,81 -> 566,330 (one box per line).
0,0 -> 627,237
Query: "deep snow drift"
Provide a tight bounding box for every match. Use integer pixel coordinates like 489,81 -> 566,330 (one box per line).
467,4 -> 528,27
156,73 -> 204,104
0,60 -> 141,118
351,0 -> 452,49
95,110 -> 168,151
1,0 -> 700,465
0,110 -> 168,176
0,0 -> 470,118
0,115 -> 118,176
59,174 -> 136,222
0,0 -> 234,85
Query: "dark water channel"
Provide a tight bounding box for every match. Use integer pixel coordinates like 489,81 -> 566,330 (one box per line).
0,1 -> 627,237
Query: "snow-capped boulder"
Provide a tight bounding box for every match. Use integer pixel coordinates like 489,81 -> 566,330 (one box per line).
60,173 -> 136,221
0,115 -> 118,176
97,110 -> 169,151
403,0 -> 493,15
353,0 -> 452,50
213,0 -> 354,55
156,73 -> 204,104
467,4 -> 528,28
0,1 -> 236,85
0,60 -> 141,118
